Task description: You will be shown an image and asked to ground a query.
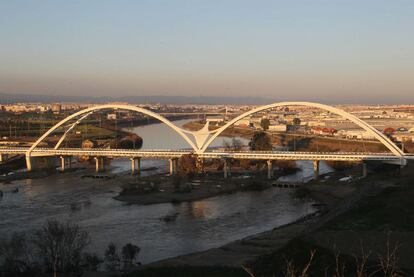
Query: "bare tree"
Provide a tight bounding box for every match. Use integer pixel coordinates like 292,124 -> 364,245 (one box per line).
121,243 -> 140,270
284,249 -> 316,277
375,236 -> 402,277
32,219 -> 90,276
82,253 -> 102,272
104,242 -> 120,271
0,232 -> 38,275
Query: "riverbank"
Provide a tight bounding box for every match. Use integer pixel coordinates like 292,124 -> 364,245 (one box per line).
126,162 -> 414,276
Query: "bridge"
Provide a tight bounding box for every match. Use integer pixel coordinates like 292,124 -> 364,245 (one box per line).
0,101 -> 411,178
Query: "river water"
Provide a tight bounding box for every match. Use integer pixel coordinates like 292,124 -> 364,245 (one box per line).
0,119 -> 325,264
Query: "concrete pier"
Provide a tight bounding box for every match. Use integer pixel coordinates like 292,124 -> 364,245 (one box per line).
0,154 -> 7,163
362,162 -> 367,178
131,158 -> 141,175
169,158 -> 178,175
313,160 -> 320,179
267,160 -> 274,179
94,157 -> 105,173
223,159 -> 232,179
60,156 -> 66,172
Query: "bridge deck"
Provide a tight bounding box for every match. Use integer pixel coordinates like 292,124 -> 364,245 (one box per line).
0,147 -> 409,162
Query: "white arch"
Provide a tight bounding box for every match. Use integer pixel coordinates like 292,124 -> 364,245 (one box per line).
201,102 -> 404,158
26,104 -> 199,170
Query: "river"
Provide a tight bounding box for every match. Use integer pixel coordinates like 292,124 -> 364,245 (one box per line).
0,119 -> 325,264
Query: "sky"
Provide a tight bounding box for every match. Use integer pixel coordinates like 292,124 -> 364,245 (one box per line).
0,0 -> 413,103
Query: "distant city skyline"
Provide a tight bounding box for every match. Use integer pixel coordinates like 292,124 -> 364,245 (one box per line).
0,0 -> 413,103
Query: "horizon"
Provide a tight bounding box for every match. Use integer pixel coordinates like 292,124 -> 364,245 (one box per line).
1,92 -> 414,106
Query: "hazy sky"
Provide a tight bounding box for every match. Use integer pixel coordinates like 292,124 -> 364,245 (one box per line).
0,0 -> 413,103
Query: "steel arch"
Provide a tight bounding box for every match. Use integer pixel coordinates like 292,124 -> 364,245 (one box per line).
25,104 -> 199,170
200,102 -> 404,158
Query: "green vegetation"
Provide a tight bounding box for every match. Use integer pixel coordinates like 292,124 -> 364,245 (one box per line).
249,131 -> 272,151
260,118 -> 270,130
70,124 -> 116,138
293,117 -> 301,126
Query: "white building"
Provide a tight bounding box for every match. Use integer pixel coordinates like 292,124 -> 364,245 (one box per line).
336,129 -> 376,140
234,118 -> 251,127
269,124 -> 287,132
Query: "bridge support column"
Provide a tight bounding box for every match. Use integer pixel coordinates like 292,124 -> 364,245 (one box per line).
362,162 -> 367,178
26,156 -> 32,171
169,158 -> 178,175
131,158 -> 141,175
267,160 -> 274,179
95,157 -> 105,173
60,156 -> 66,172
0,154 -> 8,163
223,159 -> 231,179
313,160 -> 320,180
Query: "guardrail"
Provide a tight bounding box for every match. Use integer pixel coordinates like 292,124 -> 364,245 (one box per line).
0,146 -> 407,162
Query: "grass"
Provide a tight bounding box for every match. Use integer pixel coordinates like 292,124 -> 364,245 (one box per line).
71,124 -> 116,137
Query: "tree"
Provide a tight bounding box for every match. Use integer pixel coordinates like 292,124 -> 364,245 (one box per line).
0,232 -> 38,275
32,219 -> 90,276
104,242 -> 120,271
223,138 -> 243,151
121,243 -> 140,270
260,118 -> 270,131
179,154 -> 197,176
249,131 -> 272,151
83,253 -> 102,272
293,117 -> 301,126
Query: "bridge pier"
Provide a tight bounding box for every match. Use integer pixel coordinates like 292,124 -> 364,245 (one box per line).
0,154 -> 8,163
313,160 -> 320,180
169,158 -> 178,175
60,156 -> 66,172
267,160 -> 274,179
223,159 -> 231,179
26,156 -> 32,171
362,162 -> 367,178
131,158 -> 141,175
94,157 -> 105,173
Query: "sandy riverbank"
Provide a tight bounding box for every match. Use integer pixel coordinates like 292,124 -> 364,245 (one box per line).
114,172 -> 274,205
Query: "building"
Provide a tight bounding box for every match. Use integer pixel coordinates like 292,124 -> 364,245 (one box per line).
51,104 -> 62,114
311,127 -> 337,136
107,113 -> 117,120
234,118 -> 251,128
206,117 -> 224,125
268,124 -> 287,132
336,129 -> 376,140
